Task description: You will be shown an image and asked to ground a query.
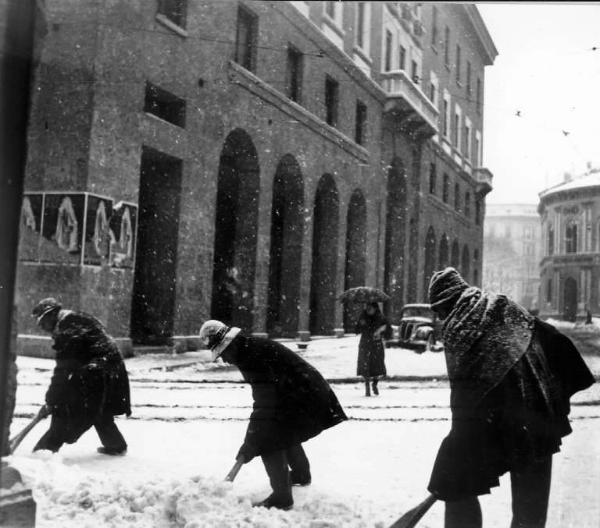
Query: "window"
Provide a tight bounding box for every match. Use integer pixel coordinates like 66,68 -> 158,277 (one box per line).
325,76 -> 339,126
444,26 -> 450,67
442,92 -> 450,138
158,0 -> 186,28
286,45 -> 303,103
454,182 -> 460,211
547,225 -> 554,254
455,44 -> 461,83
384,29 -> 393,72
476,78 -> 482,113
546,278 -> 552,303
325,1 -> 335,18
429,82 -> 436,103
144,82 -> 186,127
235,6 -> 258,72
411,60 -> 419,83
464,122 -> 471,158
442,173 -> 449,203
453,111 -> 460,148
466,61 -> 472,96
565,224 -> 578,253
429,163 -> 437,194
356,2 -> 365,48
431,6 -> 438,46
475,198 -> 481,225
465,192 -> 471,217
355,100 -> 367,145
474,133 -> 481,166
399,45 -> 406,70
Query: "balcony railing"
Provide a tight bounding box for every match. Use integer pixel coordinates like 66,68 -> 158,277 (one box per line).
380,69 -> 439,138
474,167 -> 493,195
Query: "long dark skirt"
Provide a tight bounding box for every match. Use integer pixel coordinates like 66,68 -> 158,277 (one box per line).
356,336 -> 386,378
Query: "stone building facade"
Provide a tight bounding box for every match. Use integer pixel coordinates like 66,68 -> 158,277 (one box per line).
482,204 -> 542,311
16,1 -> 496,353
418,4 -> 496,297
539,170 -> 600,321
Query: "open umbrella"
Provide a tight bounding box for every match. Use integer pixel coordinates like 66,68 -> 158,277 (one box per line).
338,286 -> 390,304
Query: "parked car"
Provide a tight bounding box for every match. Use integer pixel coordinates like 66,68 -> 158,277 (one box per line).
386,303 -> 443,353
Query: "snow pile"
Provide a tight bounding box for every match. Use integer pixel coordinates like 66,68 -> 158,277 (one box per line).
13,452 -> 388,528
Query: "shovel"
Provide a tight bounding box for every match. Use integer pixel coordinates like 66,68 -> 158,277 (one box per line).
8,406 -> 49,454
389,494 -> 437,528
225,459 -> 244,482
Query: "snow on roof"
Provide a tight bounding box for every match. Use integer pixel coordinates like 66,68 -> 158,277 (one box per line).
539,170 -> 600,199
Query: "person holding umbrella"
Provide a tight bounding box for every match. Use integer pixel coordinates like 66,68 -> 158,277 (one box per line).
199,319 -> 347,510
355,302 -> 389,396
424,268 -> 594,528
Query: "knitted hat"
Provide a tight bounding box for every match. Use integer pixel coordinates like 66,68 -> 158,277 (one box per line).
199,319 -> 241,361
428,267 -> 470,310
31,297 -> 62,323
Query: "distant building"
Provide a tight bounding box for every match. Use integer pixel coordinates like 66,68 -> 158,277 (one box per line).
16,1 -> 496,354
482,204 -> 542,311
538,169 -> 600,321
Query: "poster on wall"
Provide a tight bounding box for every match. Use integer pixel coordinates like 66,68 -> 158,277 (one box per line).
40,192 -> 85,264
19,193 -> 44,261
109,201 -> 137,268
83,194 -> 113,266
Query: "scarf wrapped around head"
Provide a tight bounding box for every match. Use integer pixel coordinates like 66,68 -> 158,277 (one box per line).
429,268 -> 535,407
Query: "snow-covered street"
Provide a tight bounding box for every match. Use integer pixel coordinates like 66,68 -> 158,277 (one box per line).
6,336 -> 600,527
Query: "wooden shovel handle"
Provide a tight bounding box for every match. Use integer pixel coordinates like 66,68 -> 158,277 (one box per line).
225,459 -> 244,482
389,494 -> 437,528
8,406 -> 48,454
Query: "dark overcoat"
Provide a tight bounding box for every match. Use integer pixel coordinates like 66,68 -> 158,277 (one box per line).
224,335 -> 347,462
428,318 -> 594,501
45,310 -> 131,439
355,310 -> 388,378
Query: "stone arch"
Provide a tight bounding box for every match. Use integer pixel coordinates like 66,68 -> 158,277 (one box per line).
211,128 -> 260,332
407,217 -> 418,302
462,245 -> 470,281
267,154 -> 304,337
439,234 -> 449,269
563,276 -> 578,322
343,189 -> 367,332
423,226 -> 436,301
384,157 -> 407,317
451,239 -> 460,268
309,174 -> 339,335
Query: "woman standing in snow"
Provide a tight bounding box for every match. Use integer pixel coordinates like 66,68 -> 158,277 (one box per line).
426,267 -> 594,528
355,302 -> 389,396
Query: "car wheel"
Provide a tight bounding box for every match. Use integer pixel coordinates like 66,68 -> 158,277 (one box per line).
425,334 -> 435,353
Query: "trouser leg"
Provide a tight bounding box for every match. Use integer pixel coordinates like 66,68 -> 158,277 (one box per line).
444,496 -> 482,528
286,443 -> 311,484
510,456 -> 553,528
364,378 -> 371,396
33,415 -> 67,453
94,413 -> 127,451
372,378 -> 379,395
261,450 -> 293,503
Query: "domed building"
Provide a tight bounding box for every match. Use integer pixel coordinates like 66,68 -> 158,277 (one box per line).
538,169 -> 600,321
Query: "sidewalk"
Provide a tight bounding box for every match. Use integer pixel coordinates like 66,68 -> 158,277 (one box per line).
16,334 -> 600,384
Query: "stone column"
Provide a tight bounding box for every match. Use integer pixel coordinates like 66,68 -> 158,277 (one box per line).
0,1 -> 38,526
333,193 -> 349,337
297,201 -> 314,342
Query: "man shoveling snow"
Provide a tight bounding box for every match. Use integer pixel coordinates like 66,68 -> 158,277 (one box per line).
199,320 -> 347,511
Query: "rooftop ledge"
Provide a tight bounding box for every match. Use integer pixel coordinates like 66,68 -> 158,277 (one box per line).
380,70 -> 439,139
